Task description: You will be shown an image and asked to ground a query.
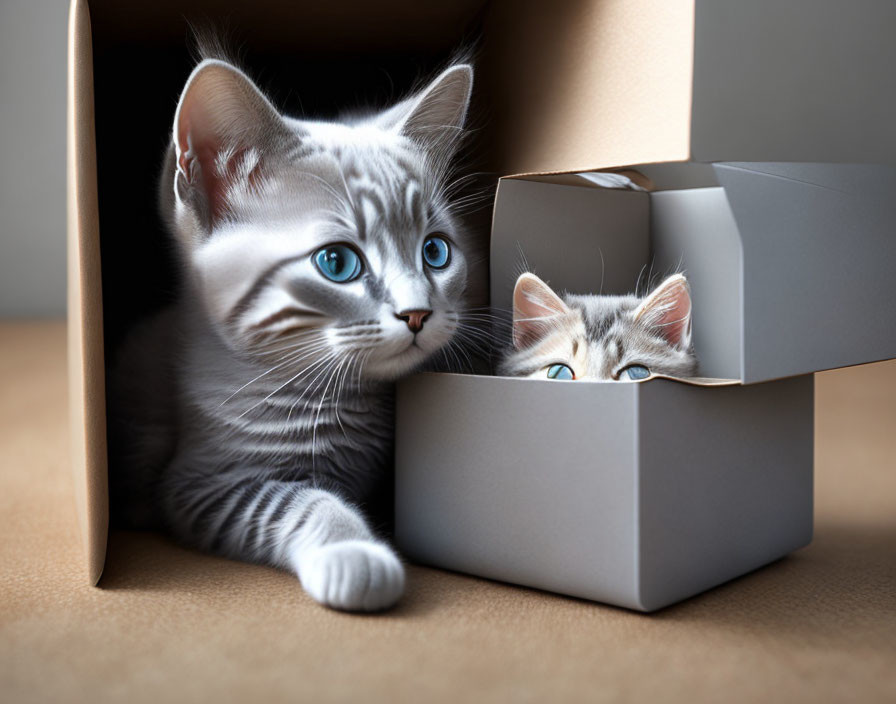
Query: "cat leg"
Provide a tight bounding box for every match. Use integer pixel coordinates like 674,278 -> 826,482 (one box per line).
285,489 -> 405,612
165,476 -> 405,612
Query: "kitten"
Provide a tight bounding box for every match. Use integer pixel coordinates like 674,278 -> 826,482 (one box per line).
108,54 -> 477,611
497,272 -> 698,381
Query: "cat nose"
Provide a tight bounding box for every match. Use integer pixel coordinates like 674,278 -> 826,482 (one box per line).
395,309 -> 432,333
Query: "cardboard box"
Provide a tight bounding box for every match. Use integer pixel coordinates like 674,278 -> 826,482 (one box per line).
394,162 -> 895,609
68,0 -> 896,590
68,0 -> 496,585
490,164 -> 896,383
485,0 -> 896,174
396,373 -> 813,611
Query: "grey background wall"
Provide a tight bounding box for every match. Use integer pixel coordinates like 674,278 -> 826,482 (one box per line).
0,0 -> 69,317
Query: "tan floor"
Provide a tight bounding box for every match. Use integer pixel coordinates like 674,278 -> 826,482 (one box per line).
1,320 -> 894,703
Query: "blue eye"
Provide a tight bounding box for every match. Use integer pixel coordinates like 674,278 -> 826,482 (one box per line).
547,364 -> 575,380
314,244 -> 362,283
622,364 -> 650,380
422,235 -> 451,269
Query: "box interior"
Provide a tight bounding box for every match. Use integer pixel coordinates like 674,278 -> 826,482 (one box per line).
492,159 -> 896,384
490,165 -> 745,381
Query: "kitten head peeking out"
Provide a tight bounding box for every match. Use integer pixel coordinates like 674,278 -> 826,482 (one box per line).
165,56 -> 475,381
498,272 -> 698,381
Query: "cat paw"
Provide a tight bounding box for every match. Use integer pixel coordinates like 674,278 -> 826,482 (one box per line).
296,540 -> 405,612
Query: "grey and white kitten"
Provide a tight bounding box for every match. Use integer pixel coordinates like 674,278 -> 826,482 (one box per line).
109,56 -> 476,611
497,272 -> 698,381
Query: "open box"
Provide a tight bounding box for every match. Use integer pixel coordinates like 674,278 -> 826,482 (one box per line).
68,0 -> 896,593
395,163 -> 896,610
489,164 -> 896,383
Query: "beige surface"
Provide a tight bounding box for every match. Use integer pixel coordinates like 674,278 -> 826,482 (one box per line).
1,320 -> 895,703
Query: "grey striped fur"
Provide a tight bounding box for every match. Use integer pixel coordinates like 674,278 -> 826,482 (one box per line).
498,273 -> 698,381
109,56 -> 476,611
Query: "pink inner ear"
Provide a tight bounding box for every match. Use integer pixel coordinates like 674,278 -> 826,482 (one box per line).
654,298 -> 691,348
176,110 -> 232,225
512,313 -> 553,349
512,275 -> 569,349
637,277 -> 692,348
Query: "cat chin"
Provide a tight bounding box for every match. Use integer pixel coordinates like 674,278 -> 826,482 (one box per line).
362,345 -> 432,381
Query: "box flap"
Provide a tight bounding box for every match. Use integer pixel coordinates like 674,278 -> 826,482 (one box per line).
715,162 -> 896,383
67,0 -> 108,586
646,375 -> 738,387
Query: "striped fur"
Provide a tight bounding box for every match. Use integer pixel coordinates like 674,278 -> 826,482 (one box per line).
109,56 -> 476,611
498,273 -> 698,381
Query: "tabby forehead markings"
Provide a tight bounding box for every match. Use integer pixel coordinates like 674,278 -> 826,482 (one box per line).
286,141 -> 323,163
362,274 -> 387,301
227,254 -> 310,327
250,306 -> 325,332
499,273 -> 698,381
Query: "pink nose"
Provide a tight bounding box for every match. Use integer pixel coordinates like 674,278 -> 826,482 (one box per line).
395,309 -> 432,333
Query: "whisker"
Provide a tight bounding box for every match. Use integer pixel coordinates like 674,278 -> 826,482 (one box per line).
218,343 -> 329,407
235,351 -> 338,420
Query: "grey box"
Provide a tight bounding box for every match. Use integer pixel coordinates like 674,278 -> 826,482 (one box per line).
394,162 -> 896,610
396,373 -> 813,612
491,163 -> 896,383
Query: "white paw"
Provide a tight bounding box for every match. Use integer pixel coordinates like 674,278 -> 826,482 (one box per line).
296,540 -> 405,612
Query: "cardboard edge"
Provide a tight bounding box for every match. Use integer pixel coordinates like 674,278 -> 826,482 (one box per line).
498,160 -> 689,184
67,0 -> 108,586
414,371 -> 740,388
647,375 -> 739,387
632,383 -> 646,612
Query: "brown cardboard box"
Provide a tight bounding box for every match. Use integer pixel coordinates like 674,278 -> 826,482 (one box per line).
68,0 -> 896,586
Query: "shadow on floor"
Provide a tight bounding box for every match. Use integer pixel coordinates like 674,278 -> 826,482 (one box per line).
99,529 -> 448,617
653,519 -> 896,648
99,519 -> 896,638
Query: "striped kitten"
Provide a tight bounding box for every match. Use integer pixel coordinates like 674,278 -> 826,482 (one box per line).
498,272 -> 698,381
109,56 -> 476,611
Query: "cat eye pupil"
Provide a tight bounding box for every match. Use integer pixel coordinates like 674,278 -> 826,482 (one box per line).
422,236 -> 450,269
547,364 -> 574,381
322,251 -> 340,273
313,245 -> 362,283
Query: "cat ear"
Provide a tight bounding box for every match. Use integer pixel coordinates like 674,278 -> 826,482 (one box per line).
512,273 -> 571,349
377,64 -> 473,153
634,274 -> 693,349
173,59 -> 286,231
